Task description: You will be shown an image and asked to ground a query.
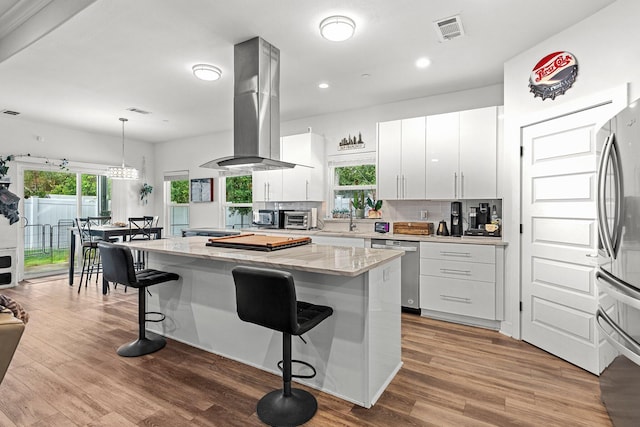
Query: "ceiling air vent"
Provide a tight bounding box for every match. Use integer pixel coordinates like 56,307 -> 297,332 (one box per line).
126,107 -> 151,115
433,15 -> 465,42
2,110 -> 20,115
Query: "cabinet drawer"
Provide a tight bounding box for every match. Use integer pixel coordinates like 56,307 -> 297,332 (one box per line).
420,276 -> 495,319
420,258 -> 495,283
420,242 -> 495,264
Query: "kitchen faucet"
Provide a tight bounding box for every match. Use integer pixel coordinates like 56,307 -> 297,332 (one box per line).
349,201 -> 357,232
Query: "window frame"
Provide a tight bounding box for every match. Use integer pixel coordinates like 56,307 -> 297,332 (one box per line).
221,173 -> 253,230
327,154 -> 376,217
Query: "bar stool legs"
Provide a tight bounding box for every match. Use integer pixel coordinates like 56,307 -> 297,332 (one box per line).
256,332 -> 317,426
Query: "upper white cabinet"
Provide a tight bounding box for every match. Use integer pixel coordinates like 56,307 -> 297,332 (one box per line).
281,133 -> 325,201
252,169 -> 283,202
426,106 -> 498,199
378,106 -> 499,201
253,132 -> 325,202
459,106 -> 498,199
377,117 -> 426,200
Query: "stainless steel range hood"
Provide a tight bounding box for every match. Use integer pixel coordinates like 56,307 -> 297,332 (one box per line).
201,37 -> 295,172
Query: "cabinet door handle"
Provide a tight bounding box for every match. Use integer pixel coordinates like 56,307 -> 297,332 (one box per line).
440,294 -> 472,304
402,175 -> 406,199
305,180 -> 309,200
439,251 -> 471,258
440,268 -> 472,276
264,182 -> 267,201
396,175 -> 400,199
461,172 -> 464,198
454,172 -> 458,199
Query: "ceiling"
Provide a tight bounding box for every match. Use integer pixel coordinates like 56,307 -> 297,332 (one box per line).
0,0 -> 616,143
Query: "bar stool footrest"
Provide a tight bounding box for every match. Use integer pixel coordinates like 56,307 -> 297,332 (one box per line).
257,388 -> 317,426
277,359 -> 317,379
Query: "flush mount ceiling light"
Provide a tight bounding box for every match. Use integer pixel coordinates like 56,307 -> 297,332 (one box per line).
319,15 -> 356,42
318,82 -> 329,89
192,64 -> 222,81
107,118 -> 139,180
416,57 -> 431,69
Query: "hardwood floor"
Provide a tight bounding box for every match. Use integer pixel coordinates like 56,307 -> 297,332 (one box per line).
0,275 -> 612,426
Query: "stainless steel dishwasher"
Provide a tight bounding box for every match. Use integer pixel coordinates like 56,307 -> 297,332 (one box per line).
371,239 -> 420,312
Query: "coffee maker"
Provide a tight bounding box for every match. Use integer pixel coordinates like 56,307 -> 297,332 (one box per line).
450,201 -> 462,237
477,203 -> 490,226
464,202 -> 500,236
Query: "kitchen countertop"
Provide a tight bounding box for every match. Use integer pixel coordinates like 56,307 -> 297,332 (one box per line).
240,227 -> 508,246
121,235 -> 404,277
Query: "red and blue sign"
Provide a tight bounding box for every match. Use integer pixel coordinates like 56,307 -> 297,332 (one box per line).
529,51 -> 578,100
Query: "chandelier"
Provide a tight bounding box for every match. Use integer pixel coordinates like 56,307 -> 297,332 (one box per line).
107,117 -> 139,180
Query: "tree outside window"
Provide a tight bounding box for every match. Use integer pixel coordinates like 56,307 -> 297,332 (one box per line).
331,164 -> 376,218
225,175 -> 252,229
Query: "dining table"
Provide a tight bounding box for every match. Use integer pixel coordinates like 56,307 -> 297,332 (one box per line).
68,224 -> 163,294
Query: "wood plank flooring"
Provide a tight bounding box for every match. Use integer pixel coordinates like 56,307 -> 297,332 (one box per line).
0,275 -> 612,426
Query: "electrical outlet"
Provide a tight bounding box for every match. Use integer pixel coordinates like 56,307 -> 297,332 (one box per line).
420,210 -> 428,219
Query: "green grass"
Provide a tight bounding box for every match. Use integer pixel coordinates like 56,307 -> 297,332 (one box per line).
24,248 -> 69,267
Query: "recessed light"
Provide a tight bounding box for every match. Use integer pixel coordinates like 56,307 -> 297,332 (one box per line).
319,15 -> 356,42
361,73 -> 371,78
416,57 -> 431,69
318,83 -> 329,89
192,64 -> 222,81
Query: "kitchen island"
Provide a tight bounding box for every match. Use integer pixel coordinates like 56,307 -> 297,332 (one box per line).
121,236 -> 404,408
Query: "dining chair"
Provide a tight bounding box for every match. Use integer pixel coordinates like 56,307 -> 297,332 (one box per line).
75,218 -> 100,292
128,216 -> 154,269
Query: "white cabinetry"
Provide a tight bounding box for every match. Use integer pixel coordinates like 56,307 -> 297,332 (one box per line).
252,132 -> 325,202
419,242 -> 504,327
425,106 -> 498,199
377,117 -> 426,200
252,169 -> 283,202
281,133 -> 325,201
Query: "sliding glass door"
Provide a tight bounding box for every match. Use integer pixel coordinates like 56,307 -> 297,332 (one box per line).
23,169 -> 111,277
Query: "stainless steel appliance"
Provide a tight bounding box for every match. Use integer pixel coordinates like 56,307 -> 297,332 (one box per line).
284,211 -> 310,230
451,201 -> 462,237
371,239 -> 420,311
596,98 -> 640,426
252,209 -> 277,228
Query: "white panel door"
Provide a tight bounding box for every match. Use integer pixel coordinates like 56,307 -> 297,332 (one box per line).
401,117 -> 426,199
426,112 -> 459,199
459,106 -> 497,199
377,120 -> 402,199
521,105 -> 610,374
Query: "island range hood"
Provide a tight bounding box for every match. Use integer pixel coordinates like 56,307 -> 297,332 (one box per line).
201,37 -> 295,172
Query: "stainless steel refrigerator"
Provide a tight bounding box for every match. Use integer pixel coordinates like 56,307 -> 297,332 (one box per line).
596,98 -> 640,426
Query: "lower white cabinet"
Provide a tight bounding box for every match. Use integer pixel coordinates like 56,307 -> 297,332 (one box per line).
420,242 -> 504,324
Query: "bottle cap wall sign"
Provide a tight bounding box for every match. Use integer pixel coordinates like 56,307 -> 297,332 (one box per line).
528,51 -> 578,100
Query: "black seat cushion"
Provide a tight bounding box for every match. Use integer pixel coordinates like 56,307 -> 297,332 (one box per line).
98,241 -> 178,288
232,266 -> 333,336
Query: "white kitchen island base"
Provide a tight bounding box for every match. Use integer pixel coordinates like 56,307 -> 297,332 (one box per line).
142,247 -> 402,408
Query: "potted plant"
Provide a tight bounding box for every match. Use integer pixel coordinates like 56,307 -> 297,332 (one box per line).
351,191 -> 366,218
0,155 -> 14,189
366,196 -> 383,218
139,182 -> 153,205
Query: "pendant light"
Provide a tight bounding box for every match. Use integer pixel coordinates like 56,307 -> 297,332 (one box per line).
107,118 -> 139,180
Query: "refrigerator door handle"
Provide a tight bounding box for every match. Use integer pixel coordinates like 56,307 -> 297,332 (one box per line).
597,133 -> 615,258
597,307 -> 640,366
610,133 -> 624,258
597,268 -> 640,309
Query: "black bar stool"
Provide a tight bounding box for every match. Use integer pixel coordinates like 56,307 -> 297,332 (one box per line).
232,266 -> 333,426
98,241 -> 179,357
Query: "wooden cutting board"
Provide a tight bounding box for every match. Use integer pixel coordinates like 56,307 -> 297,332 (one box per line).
393,222 -> 434,235
206,233 -> 312,251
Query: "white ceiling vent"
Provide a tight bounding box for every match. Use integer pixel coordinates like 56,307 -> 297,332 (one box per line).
433,15 -> 465,42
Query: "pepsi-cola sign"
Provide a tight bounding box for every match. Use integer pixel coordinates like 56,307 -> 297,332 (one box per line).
528,51 -> 578,100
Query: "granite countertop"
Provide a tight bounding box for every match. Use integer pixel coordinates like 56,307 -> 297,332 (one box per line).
121,236 -> 404,277
239,227 -> 508,246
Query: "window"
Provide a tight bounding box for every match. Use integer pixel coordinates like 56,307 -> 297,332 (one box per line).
163,172 -> 189,236
224,175 -> 252,229
329,160 -> 376,218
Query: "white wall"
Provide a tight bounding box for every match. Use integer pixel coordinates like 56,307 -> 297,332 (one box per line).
502,0 -> 639,338
0,115 -> 155,273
